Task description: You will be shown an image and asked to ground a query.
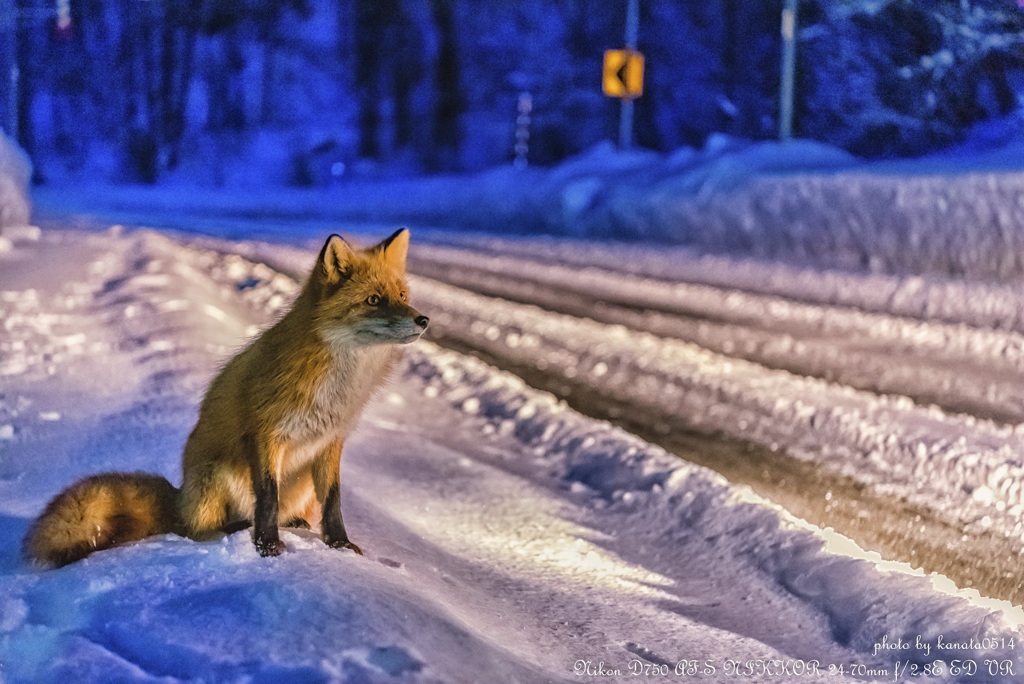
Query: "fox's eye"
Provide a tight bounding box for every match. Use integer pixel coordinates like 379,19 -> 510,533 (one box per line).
399,291 -> 408,302
366,294 -> 381,306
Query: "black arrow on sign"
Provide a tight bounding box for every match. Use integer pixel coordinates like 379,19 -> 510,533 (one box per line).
616,59 -> 629,92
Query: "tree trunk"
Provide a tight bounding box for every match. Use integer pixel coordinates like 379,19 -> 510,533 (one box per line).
430,0 -> 461,169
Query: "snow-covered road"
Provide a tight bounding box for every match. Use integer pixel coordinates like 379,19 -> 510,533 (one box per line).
410,246 -> 1024,424
194,227 -> 1024,608
401,245 -> 1024,604
2,227 -> 1021,682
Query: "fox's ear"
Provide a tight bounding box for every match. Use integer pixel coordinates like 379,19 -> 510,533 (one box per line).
373,228 -> 409,272
318,234 -> 355,285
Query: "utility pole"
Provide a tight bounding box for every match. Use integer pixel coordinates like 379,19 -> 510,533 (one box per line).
778,0 -> 798,140
619,0 -> 639,149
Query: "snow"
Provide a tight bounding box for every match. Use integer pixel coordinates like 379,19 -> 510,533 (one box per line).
401,245 -> 1024,528
210,231 -> 1024,549
2,228 -> 1022,682
14,131 -> 1024,680
412,273 -> 1024,543
36,137 -> 1024,281
0,133 -> 31,233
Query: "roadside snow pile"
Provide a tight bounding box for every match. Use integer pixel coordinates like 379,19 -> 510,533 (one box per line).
468,138 -> 1024,281
36,136 -> 1024,280
0,132 -> 31,250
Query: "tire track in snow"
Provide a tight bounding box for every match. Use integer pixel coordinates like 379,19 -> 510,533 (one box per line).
417,234 -> 1024,335
407,279 -> 1024,607
410,252 -> 1024,425
430,330 -> 1024,608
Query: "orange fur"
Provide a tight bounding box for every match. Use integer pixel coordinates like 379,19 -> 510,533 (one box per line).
24,229 -> 427,566
23,472 -> 180,567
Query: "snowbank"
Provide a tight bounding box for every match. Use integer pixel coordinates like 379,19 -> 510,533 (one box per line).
35,137 -> 1024,281
0,132 -> 32,256
452,139 -> 1024,281
0,132 -> 30,224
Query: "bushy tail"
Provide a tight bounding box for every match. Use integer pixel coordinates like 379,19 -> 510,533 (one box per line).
24,472 -> 182,567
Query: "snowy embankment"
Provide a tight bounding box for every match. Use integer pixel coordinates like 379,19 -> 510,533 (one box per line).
441,139 -> 1024,280
1,228 -> 1021,682
0,132 -> 34,255
34,137 -> 1024,281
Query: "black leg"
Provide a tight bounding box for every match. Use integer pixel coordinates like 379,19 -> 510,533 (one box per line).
322,483 -> 361,554
247,446 -> 284,557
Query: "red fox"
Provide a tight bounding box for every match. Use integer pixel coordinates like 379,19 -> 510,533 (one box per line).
24,229 -> 428,565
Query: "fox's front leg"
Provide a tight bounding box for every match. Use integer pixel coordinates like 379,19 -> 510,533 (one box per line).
244,433 -> 285,557
313,439 -> 362,555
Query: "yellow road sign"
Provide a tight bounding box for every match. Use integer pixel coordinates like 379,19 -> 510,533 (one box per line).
603,49 -> 644,99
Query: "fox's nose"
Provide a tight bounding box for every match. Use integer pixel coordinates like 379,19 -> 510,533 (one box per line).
415,315 -> 430,329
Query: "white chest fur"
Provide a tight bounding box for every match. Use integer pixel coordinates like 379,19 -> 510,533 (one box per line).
277,346 -> 394,471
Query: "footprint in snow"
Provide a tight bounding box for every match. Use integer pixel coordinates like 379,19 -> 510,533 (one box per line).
366,645 -> 423,676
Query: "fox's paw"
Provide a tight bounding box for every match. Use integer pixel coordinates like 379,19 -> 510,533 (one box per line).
283,517 -> 311,530
326,537 -> 363,555
254,536 -> 285,557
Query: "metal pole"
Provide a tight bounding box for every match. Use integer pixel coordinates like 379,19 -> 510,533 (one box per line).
619,0 -> 639,149
779,0 -> 798,140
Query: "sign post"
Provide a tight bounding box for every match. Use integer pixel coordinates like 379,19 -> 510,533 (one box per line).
779,0 -> 798,140
602,0 -> 643,149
